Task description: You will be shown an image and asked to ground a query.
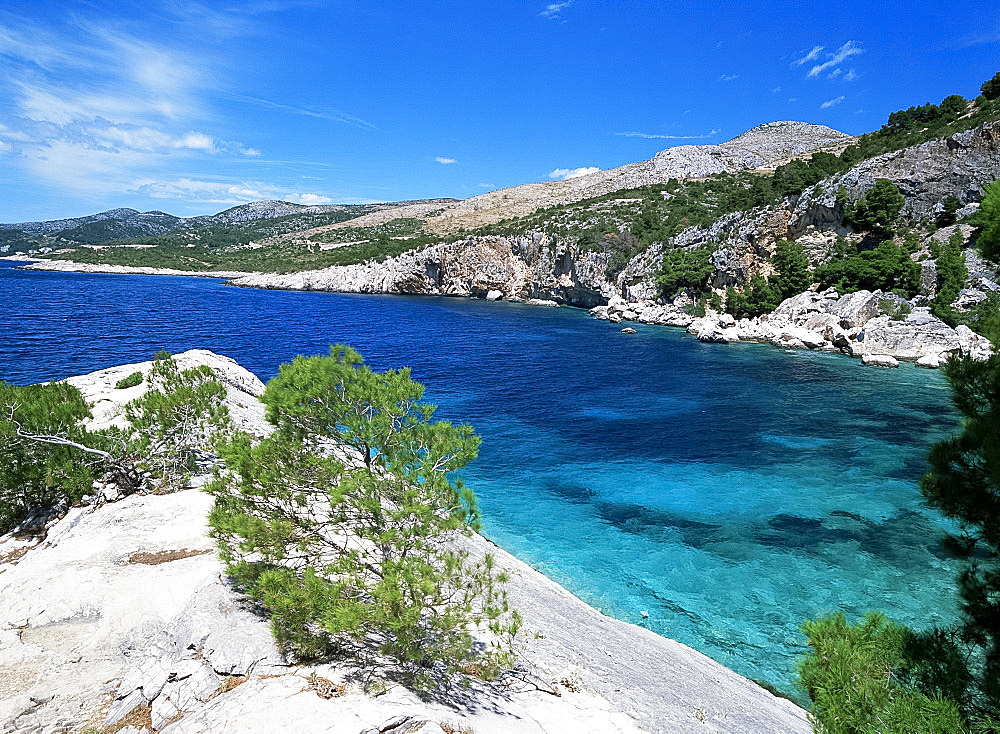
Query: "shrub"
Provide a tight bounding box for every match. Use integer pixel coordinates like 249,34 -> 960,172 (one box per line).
974,179 -> 1000,263
815,239 -> 921,297
657,247 -> 714,298
207,346 -> 520,688
931,230 -> 969,323
0,382 -> 95,533
850,179 -> 905,241
982,72 -> 1000,102
115,372 -> 143,390
798,612 -> 965,733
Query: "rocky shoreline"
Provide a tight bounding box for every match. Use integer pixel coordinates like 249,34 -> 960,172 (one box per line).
592,288 -> 994,368
0,351 -> 811,734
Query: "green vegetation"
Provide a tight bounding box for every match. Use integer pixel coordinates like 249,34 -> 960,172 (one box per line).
726,240 -> 812,317
0,381 -> 97,533
938,195 -> 963,228
846,179 -> 906,242
921,354 -> 1000,713
798,350 -> 1000,730
982,72 -> 1000,101
974,180 -> 1000,263
931,230 -> 970,323
0,353 -> 230,533
814,239 -> 921,298
799,612 -> 965,733
115,372 -> 143,390
207,346 -> 520,688
656,246 -> 715,298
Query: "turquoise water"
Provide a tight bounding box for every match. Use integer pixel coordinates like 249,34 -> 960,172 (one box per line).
0,262 -> 962,694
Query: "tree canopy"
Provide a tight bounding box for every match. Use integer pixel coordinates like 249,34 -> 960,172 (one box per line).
208,346 -> 519,688
975,179 -> 1000,263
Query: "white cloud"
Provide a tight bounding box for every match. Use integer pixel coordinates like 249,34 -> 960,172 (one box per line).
132,177 -> 335,206
434,156 -> 457,165
615,129 -> 721,140
0,140 -> 12,156
540,1 -> 573,19
292,192 -> 334,205
718,73 -> 740,82
828,68 -> 842,79
821,95 -> 846,109
791,45 -> 824,68
549,166 -> 599,180
844,68 -> 858,82
771,86 -> 782,93
807,41 -> 864,78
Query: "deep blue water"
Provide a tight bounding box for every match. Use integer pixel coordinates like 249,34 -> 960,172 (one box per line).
0,261 -> 963,694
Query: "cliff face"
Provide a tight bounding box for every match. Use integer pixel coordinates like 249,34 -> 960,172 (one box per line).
232,234 -> 619,308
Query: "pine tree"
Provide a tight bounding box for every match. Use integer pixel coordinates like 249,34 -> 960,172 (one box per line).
207,346 -> 520,688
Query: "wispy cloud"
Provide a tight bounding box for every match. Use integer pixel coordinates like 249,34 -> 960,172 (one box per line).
806,41 -> 864,78
549,166 -> 599,180
843,68 -> 858,82
821,95 -> 846,109
434,156 -> 457,165
0,7 -> 345,207
132,177 -> 335,206
237,96 -> 375,130
540,1 -> 573,19
718,73 -> 740,82
771,86 -> 782,93
614,129 -> 720,140
791,45 -> 824,68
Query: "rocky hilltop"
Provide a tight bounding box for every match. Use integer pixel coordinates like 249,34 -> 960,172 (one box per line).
422,122 -> 852,233
0,352 -> 810,734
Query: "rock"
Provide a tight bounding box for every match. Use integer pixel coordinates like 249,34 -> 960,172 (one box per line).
956,324 -> 994,360
485,289 -> 503,301
916,353 -> 944,369
527,298 -> 560,308
830,290 -> 882,329
621,327 -> 637,334
955,288 -> 989,310
862,354 -> 900,368
861,312 -> 962,361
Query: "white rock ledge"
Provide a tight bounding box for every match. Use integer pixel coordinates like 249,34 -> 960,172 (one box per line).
0,351 -> 811,734
591,289 -> 994,368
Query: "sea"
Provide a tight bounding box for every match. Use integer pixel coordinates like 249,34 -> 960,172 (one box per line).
0,260 -> 963,696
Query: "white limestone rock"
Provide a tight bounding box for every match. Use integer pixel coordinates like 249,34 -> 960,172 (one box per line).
862,353 -> 900,368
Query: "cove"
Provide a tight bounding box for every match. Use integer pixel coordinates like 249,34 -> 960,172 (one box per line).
0,261 -> 963,695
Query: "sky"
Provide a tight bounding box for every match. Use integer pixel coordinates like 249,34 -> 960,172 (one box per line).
1,1 -> 998,222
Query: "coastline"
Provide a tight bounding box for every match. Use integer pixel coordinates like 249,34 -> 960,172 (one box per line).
11,256 -> 994,369
0,351 -> 811,733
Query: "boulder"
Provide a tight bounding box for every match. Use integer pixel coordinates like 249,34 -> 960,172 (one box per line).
860,311 -> 962,361
862,354 -> 900,368
916,353 -> 944,369
830,290 -> 882,329
485,289 -> 503,301
621,327 -> 637,334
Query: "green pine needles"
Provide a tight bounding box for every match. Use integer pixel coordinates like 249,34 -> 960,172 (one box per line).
207,345 -> 521,688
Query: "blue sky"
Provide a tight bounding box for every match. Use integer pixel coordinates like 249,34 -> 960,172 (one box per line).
1,0 -> 998,222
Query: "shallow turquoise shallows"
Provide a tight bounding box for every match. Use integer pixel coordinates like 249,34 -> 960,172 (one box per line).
0,261 -> 963,696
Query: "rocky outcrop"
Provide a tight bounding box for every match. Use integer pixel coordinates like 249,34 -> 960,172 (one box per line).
0,353 -> 811,734
591,289 -> 994,366
231,234 -> 618,308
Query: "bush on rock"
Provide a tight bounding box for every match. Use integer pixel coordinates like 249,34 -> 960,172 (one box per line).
207,345 -> 520,688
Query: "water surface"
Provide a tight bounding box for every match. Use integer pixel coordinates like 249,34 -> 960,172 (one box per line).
0,261 -> 962,694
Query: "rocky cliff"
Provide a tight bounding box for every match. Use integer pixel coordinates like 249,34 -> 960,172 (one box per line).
0,352 -> 810,734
